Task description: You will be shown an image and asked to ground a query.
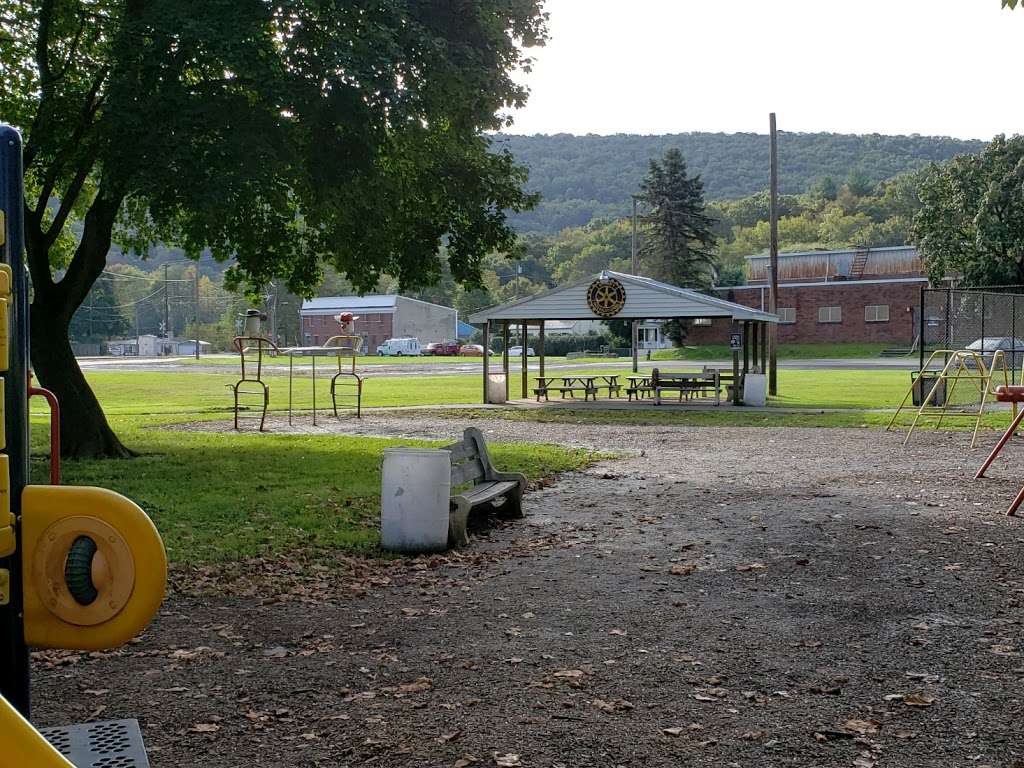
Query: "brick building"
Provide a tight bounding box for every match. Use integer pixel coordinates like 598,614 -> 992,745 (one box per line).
300,295 -> 458,353
687,246 -> 927,347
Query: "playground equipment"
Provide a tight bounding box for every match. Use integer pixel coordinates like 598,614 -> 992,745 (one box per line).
974,385 -> 1024,516
2,125 -> 167,765
231,309 -> 280,431
284,315 -> 364,424
886,348 -> 1013,448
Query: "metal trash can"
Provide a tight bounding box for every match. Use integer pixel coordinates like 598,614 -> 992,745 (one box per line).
743,373 -> 767,407
911,372 -> 946,406
380,448 -> 451,553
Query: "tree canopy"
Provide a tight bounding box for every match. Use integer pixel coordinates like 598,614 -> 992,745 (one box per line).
0,0 -> 547,456
913,135 -> 1024,286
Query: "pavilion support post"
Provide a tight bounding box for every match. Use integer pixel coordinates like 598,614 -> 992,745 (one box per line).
743,321 -> 750,376
482,320 -> 491,403
751,323 -> 759,371
502,320 -> 510,401
632,319 -> 639,373
760,322 -> 768,377
538,321 -> 546,379
732,321 -> 742,406
521,321 -> 528,400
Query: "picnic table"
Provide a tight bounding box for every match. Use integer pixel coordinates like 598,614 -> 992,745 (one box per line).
532,375 -> 595,402
652,369 -> 720,406
564,374 -> 621,398
626,375 -> 653,401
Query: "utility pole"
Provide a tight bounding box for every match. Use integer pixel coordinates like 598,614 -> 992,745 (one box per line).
194,266 -> 200,359
163,263 -> 170,343
768,113 -> 780,396
631,195 -> 639,274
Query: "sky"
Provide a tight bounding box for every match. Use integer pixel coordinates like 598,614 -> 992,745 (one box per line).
508,0 -> 1023,140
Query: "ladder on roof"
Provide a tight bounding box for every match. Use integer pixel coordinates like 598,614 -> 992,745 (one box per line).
851,247 -> 870,279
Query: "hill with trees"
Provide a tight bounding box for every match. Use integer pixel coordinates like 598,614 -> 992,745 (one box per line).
495,132 -> 984,233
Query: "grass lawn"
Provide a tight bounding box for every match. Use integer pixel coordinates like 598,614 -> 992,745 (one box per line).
45,419 -> 595,564
74,366 -> 915,417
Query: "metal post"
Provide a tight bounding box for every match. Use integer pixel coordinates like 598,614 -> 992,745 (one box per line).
502,321 -> 510,401
632,319 -> 639,373
732,322 -> 741,406
768,112 -> 779,396
760,322 -> 768,374
919,285 -> 926,373
743,321 -> 750,375
751,322 -> 759,371
538,321 -> 545,380
163,263 -> 170,345
482,321 -> 491,403
0,126 -> 30,715
520,322 -> 528,400
194,266 -> 200,359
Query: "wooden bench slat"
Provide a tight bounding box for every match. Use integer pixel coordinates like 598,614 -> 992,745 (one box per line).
458,480 -> 518,504
451,458 -> 485,485
445,442 -> 475,462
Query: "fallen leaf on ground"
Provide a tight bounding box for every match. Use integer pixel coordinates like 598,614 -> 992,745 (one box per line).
902,692 -> 935,707
191,723 -> 220,733
735,562 -> 767,572
493,754 -> 521,767
669,563 -> 697,576
662,727 -> 683,737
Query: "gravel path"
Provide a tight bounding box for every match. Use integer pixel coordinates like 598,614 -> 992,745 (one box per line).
33,417 -> 1024,767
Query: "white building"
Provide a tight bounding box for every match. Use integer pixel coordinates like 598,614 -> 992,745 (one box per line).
300,295 -> 459,353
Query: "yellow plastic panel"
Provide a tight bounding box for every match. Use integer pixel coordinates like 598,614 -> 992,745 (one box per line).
0,262 -> 10,295
0,297 -> 7,373
21,485 -> 167,651
0,384 -> 5,450
0,694 -> 76,767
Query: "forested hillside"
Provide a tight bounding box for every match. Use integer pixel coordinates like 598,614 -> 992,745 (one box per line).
495,132 -> 983,233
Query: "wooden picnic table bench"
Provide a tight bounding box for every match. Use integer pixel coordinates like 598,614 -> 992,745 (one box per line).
443,427 -> 527,547
533,375 -> 597,402
651,368 -> 720,406
563,374 -> 621,397
626,374 -> 653,401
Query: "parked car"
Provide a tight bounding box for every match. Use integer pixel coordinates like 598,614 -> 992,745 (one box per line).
458,343 -> 485,356
424,340 -> 461,356
376,337 -> 422,356
507,345 -> 536,356
965,336 -> 1024,369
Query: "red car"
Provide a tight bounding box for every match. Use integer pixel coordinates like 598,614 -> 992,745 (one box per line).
424,340 -> 460,356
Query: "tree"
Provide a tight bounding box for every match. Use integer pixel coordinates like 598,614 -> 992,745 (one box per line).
0,0 -> 545,456
913,135 -> 1024,286
637,149 -> 717,289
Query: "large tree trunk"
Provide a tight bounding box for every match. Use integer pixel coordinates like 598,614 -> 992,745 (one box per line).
29,300 -> 132,459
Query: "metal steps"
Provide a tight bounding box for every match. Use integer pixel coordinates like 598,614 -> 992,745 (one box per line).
40,719 -> 150,768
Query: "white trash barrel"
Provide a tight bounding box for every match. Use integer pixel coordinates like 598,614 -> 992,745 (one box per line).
743,373 -> 767,407
381,448 -> 451,552
486,372 -> 507,404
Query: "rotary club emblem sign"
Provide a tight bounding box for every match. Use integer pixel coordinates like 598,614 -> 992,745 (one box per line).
586,277 -> 627,318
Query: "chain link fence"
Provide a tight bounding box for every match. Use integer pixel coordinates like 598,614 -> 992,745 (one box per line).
920,287 -> 1024,387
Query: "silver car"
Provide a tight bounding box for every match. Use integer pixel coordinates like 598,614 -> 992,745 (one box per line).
965,336 -> 1024,371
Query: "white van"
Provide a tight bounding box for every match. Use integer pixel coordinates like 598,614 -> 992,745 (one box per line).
376,337 -> 422,356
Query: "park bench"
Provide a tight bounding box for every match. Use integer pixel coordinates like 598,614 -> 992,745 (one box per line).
443,427 -> 528,547
626,375 -> 653,401
652,368 -> 720,406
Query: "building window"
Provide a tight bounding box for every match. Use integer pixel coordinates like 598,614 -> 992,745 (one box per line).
865,304 -> 890,323
777,307 -> 796,324
818,306 -> 842,324
691,318 -> 712,327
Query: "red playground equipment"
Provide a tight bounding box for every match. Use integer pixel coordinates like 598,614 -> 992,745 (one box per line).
975,385 -> 1024,516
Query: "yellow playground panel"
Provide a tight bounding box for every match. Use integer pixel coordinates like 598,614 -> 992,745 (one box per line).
886,348 -> 1015,447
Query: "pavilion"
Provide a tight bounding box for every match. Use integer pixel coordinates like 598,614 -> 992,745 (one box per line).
468,271 -> 778,404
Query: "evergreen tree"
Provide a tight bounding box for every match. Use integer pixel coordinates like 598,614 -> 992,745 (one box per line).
638,149 -> 718,290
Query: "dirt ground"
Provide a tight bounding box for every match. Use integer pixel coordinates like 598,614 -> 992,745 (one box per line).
33,417 -> 1024,768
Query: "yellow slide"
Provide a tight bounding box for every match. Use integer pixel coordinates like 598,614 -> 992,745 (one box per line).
0,694 -> 75,767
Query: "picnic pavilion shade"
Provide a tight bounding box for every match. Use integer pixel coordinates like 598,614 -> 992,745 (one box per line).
468,271 -> 778,403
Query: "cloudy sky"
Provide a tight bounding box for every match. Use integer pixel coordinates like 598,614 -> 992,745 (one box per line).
508,0 -> 1022,139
